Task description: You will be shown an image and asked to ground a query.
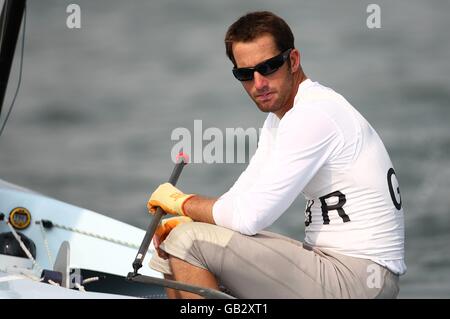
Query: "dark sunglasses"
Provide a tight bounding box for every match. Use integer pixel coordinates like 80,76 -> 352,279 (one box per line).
232,48 -> 293,81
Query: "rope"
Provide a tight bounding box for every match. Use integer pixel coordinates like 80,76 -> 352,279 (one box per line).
47,279 -> 60,287
5,221 -> 44,277
82,277 -> 100,285
74,282 -> 86,292
36,219 -> 155,253
39,222 -> 53,266
1,215 -> 155,294
0,267 -> 42,282
1,217 -> 110,293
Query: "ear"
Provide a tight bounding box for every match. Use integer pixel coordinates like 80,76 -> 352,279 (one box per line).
290,49 -> 300,73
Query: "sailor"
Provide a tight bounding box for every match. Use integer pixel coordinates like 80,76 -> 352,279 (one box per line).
147,11 -> 406,299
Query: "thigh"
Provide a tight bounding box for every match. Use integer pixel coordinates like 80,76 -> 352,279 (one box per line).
161,223 -> 329,298
217,231 -> 341,298
162,223 -> 388,298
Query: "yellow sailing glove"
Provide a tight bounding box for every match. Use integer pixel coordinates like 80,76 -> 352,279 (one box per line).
153,216 -> 193,258
154,216 -> 193,244
147,182 -> 195,216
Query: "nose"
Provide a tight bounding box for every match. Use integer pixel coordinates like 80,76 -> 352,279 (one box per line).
253,71 -> 268,91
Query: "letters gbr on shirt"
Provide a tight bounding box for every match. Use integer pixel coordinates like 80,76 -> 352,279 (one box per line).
304,167 -> 402,226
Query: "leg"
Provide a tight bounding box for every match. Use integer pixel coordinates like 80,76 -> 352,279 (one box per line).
150,222 -> 389,298
163,274 -> 182,299
154,222 -> 325,298
168,255 -> 220,299
156,223 -> 340,298
148,249 -> 183,298
148,222 -> 232,299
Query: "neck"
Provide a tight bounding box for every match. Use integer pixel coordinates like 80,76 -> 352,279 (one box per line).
274,70 -> 307,119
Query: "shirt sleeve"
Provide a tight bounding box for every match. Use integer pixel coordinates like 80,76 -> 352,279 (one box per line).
213,105 -> 344,235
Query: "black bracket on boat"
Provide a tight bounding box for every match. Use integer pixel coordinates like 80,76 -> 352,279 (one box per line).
127,273 -> 235,299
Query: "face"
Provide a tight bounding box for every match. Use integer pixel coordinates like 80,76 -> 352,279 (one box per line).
232,34 -> 299,117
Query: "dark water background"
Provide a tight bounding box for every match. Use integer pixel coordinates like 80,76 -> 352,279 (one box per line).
1,0 -> 449,298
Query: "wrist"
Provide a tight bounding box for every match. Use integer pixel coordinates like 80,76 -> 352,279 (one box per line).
180,194 -> 196,216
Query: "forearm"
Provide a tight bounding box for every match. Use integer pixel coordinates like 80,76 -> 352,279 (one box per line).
183,195 -> 217,224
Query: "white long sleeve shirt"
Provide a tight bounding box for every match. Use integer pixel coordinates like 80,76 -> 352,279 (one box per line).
213,79 -> 406,275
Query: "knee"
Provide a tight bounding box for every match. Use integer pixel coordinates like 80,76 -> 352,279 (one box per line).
162,222 -> 234,251
171,220 -> 204,234
165,221 -> 204,246
161,222 -> 206,254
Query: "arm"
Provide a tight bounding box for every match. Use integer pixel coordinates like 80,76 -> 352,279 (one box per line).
147,183 -> 218,223
183,195 -> 217,224
182,122 -> 273,225
213,106 -> 344,235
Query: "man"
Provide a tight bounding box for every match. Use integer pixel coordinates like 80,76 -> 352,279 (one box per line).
147,11 -> 406,299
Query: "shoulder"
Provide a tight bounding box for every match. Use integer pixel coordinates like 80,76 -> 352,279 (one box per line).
295,80 -> 351,114
281,98 -> 340,135
288,81 -> 361,136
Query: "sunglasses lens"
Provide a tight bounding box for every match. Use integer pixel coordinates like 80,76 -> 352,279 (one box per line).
258,56 -> 283,76
233,68 -> 253,81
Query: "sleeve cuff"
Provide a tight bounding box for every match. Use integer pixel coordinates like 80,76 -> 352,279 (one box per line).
212,195 -> 235,229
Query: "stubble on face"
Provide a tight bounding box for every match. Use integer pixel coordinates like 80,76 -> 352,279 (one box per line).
250,70 -> 294,115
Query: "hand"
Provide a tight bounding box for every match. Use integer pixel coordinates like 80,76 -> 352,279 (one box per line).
153,216 -> 193,259
147,182 -> 195,216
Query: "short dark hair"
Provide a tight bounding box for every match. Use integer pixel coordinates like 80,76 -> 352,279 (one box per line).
224,11 -> 295,66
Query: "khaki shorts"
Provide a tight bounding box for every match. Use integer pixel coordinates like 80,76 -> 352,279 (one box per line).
149,222 -> 399,299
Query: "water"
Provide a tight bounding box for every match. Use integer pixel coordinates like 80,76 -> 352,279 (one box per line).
1,0 -> 449,298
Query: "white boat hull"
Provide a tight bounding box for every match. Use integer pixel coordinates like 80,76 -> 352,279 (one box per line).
0,179 -> 165,297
